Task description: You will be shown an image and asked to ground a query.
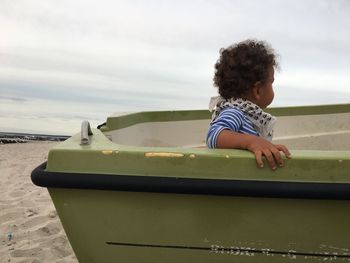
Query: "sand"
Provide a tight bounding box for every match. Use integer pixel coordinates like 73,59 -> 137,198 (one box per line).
0,142 -> 77,263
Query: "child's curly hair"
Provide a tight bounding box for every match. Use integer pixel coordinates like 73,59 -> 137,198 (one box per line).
214,39 -> 279,99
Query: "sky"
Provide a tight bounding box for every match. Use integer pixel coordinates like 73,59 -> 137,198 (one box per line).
0,0 -> 349,135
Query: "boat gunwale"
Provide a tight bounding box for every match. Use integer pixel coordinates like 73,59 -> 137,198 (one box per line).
32,162 -> 350,200
100,103 -> 350,131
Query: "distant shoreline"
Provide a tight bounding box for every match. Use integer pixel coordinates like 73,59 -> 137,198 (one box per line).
0,132 -> 70,144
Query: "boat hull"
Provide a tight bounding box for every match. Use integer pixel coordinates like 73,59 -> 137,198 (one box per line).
48,187 -> 350,262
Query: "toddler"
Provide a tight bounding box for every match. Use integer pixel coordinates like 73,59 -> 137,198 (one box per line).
206,39 -> 291,170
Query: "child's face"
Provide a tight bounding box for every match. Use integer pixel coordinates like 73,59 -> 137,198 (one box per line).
257,66 -> 275,109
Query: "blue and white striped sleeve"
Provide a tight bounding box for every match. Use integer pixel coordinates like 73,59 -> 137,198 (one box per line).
206,108 -> 244,148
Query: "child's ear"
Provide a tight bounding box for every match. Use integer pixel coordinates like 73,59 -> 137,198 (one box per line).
252,81 -> 262,100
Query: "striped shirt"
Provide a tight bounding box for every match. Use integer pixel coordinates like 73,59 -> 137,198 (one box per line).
206,107 -> 258,148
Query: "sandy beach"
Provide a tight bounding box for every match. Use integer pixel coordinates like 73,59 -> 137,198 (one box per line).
0,142 -> 77,263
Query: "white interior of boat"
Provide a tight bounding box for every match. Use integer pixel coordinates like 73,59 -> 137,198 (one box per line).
104,112 -> 350,150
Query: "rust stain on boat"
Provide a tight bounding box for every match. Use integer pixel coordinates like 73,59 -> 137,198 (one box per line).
145,152 -> 185,158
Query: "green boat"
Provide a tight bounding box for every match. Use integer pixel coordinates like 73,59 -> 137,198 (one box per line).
31,104 -> 350,262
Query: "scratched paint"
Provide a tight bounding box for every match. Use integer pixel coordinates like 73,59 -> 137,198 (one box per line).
320,244 -> 350,252
210,243 -> 350,261
145,152 -> 185,158
102,150 -> 114,155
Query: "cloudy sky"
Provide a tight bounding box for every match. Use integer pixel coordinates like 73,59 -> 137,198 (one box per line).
1,0 -> 349,134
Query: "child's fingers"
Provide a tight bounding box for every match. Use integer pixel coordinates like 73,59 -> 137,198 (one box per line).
276,144 -> 292,158
271,147 -> 284,167
262,149 -> 277,170
254,150 -> 264,168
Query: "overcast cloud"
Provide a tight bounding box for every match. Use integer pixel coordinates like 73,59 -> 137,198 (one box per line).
0,0 -> 349,134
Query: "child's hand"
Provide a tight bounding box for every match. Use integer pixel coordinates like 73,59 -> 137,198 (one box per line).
246,136 -> 291,170
216,130 -> 291,170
